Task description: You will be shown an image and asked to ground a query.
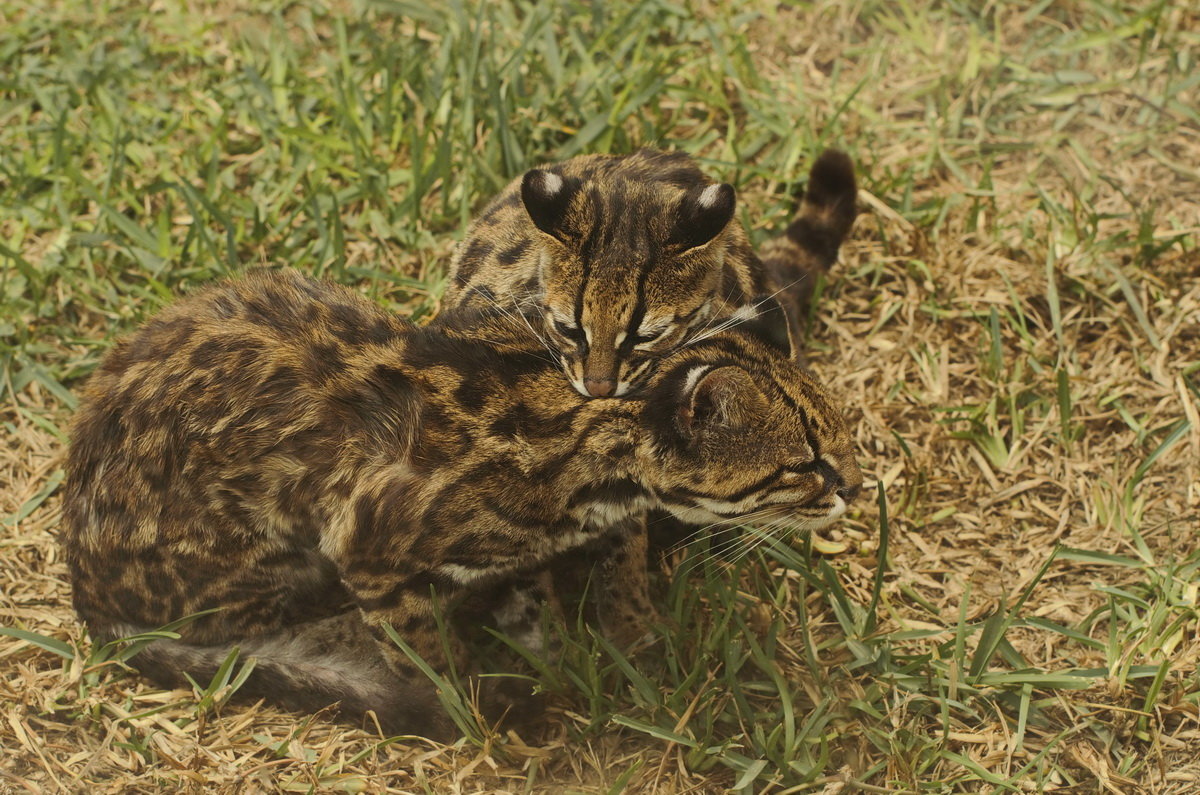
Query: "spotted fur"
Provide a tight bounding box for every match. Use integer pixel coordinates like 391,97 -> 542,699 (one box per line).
61,269 -> 861,737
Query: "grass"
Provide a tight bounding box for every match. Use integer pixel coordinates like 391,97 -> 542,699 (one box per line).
2,0 -> 1199,791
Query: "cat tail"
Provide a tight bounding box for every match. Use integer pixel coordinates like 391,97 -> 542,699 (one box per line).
759,149 -> 858,341
110,614 -> 452,738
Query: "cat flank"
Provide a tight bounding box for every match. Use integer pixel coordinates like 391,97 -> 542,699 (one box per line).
62,269 -> 862,737
445,147 -> 858,397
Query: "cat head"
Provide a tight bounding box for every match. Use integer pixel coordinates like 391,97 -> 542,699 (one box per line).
520,165 -> 738,398
637,297 -> 861,530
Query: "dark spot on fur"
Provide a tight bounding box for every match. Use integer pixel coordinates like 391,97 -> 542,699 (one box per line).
498,239 -> 531,266
488,405 -> 523,438
454,239 -> 496,286
189,339 -> 223,369
212,294 -> 239,319
568,478 -> 644,508
306,342 -> 345,381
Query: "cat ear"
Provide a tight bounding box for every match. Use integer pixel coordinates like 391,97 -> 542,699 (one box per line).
521,169 -> 578,240
678,366 -> 766,435
734,295 -> 795,359
670,183 -> 736,251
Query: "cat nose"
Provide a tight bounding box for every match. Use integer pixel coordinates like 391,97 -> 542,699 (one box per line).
816,460 -> 860,504
584,377 -> 617,397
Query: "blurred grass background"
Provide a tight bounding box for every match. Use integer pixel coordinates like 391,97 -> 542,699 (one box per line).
2,0 -> 1198,791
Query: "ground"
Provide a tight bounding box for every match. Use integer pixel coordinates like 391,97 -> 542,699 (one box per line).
1,0 -> 1198,792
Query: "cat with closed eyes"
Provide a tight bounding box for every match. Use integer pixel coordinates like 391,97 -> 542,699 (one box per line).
446,147 -> 857,397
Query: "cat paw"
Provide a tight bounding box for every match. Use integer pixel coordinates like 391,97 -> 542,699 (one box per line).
478,676 -> 546,730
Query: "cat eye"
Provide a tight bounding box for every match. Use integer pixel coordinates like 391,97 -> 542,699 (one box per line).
551,319 -> 590,354
631,326 -> 672,346
776,461 -> 820,483
552,319 -> 582,340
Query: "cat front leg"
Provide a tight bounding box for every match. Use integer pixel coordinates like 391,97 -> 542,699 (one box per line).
487,571 -> 562,656
595,516 -> 662,649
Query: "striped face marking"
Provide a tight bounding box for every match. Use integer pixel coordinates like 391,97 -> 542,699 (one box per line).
545,290 -> 715,398
528,173 -> 734,398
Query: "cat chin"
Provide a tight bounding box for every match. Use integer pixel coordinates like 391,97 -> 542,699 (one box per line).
663,504 -> 771,526
787,495 -> 849,531
661,504 -> 733,525
666,495 -> 848,530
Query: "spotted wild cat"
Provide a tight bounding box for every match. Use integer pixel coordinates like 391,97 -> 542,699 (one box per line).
445,148 -> 857,397
61,269 -> 861,737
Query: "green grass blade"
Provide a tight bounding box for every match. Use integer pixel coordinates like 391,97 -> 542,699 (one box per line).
0,627 -> 75,659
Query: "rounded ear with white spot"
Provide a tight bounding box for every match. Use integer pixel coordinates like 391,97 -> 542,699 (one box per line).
670,182 -> 736,251
678,366 -> 768,436
521,169 -> 578,240
738,295 -> 795,359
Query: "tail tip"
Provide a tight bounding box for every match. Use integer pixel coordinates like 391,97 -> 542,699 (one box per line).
803,149 -> 857,211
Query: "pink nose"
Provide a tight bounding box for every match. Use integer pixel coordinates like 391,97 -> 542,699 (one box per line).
584,377 -> 616,397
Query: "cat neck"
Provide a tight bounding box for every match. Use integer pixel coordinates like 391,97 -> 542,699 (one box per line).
389,324 -> 654,490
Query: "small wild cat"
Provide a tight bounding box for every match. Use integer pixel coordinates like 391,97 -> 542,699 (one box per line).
445,148 -> 857,397
62,269 -> 861,737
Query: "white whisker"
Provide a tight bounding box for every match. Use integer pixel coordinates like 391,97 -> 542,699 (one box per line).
470,287 -> 562,366
679,275 -> 808,348
667,504 -> 811,577
672,516 -> 780,575
728,520 -> 790,567
665,506 -> 786,554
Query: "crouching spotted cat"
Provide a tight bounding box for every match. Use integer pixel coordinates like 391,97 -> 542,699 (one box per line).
61,269 -> 861,737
